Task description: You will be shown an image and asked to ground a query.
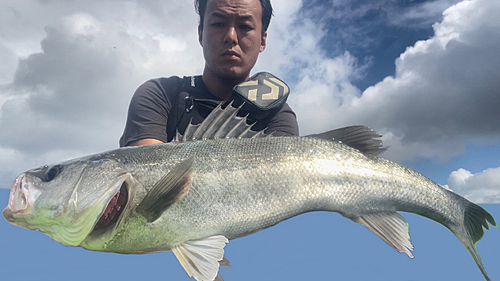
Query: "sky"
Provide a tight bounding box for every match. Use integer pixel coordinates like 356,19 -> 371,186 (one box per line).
0,0 -> 498,280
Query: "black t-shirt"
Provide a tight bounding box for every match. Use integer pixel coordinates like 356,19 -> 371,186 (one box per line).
119,75 -> 299,147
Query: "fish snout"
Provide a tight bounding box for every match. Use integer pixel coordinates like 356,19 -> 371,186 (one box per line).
2,207 -> 14,222
3,174 -> 36,223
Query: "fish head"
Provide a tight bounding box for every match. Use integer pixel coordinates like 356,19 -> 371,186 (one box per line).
3,155 -> 136,247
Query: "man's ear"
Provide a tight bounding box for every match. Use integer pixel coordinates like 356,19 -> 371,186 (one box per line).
260,31 -> 267,52
198,25 -> 203,46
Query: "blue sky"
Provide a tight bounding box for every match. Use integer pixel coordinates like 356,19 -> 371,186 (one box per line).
0,0 -> 498,280
0,189 -> 498,281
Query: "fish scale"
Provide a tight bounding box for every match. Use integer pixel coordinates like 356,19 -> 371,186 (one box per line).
3,107 -> 496,281
94,137 -> 464,248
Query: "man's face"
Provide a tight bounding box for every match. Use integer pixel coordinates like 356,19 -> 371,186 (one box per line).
199,0 -> 266,80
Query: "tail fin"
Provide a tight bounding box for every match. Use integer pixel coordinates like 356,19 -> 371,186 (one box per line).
455,198 -> 497,281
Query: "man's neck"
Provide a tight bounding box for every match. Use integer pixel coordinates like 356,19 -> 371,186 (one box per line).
202,69 -> 248,101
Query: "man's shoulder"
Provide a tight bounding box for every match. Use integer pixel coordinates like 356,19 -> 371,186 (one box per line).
136,75 -> 202,98
141,75 -> 183,91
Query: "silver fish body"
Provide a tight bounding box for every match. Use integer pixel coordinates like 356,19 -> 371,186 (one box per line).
2,108 -> 496,281
83,137 -> 459,252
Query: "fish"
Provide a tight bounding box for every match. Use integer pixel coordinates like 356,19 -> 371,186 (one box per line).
3,103 -> 496,281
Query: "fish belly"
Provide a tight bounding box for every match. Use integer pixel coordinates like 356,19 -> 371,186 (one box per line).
103,137 -> 458,253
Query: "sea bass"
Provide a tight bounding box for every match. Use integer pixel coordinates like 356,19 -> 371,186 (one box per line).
3,104 -> 496,281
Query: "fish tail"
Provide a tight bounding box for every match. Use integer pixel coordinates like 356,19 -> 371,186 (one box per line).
452,194 -> 497,281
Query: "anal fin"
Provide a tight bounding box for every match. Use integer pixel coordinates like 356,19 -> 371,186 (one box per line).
172,235 -> 229,281
354,212 -> 414,258
218,256 -> 231,267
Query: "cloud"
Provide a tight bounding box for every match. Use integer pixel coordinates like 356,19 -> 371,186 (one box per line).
385,0 -> 463,28
284,0 -> 500,162
0,0 -> 499,189
291,0 -> 463,55
255,0 -> 371,134
0,44 -> 17,85
3,13 -> 132,153
0,1 -> 203,186
445,167 -> 500,204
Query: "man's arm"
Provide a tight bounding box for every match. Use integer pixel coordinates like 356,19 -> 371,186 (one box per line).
265,103 -> 299,136
119,79 -> 175,147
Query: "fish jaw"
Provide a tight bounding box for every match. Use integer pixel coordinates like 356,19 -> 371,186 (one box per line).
3,173 -> 42,227
3,161 -> 135,248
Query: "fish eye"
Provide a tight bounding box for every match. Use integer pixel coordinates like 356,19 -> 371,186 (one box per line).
45,165 -> 63,182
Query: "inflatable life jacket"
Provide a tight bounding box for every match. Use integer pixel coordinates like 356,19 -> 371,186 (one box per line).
166,72 -> 290,141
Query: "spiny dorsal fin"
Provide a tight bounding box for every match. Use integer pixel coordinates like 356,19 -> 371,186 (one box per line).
173,102 -> 270,142
136,156 -> 193,222
305,125 -> 387,156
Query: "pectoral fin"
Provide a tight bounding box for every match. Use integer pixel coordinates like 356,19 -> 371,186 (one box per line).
354,212 -> 414,258
172,235 -> 229,281
136,156 -> 194,222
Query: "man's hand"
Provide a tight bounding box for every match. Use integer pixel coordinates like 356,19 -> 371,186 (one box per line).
128,139 -> 164,146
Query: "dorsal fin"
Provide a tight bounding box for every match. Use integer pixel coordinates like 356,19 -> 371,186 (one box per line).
173,102 -> 270,142
305,126 -> 388,156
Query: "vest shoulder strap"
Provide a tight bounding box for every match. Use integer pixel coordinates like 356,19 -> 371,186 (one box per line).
166,76 -> 193,141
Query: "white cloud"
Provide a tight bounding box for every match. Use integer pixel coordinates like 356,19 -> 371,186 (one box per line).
0,44 -> 17,85
0,1 -> 203,187
445,167 -> 500,203
386,0 -> 463,28
1,0 -> 499,191
284,0 -> 500,163
255,0 -> 370,134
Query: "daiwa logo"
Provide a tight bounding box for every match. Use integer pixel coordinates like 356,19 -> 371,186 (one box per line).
237,73 -> 289,102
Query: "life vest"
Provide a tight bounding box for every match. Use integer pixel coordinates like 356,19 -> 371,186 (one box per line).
166,72 -> 290,141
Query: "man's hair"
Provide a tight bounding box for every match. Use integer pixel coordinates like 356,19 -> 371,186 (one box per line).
195,0 -> 273,36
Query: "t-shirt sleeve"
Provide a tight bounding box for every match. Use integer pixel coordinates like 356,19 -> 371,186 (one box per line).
119,80 -> 172,147
264,103 -> 300,136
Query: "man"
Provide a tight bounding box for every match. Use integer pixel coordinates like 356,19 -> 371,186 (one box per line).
119,0 -> 299,147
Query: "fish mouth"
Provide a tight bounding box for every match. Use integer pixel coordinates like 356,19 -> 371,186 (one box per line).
89,181 -> 129,236
3,174 -> 39,225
